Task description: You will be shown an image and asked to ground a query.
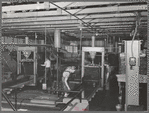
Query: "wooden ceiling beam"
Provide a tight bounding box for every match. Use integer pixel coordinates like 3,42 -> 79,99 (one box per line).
2,2 -> 50,12
2,2 -> 130,12
3,19 -> 143,27
2,4 -> 147,19
2,12 -> 137,23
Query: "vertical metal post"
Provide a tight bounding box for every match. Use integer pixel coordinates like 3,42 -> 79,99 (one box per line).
81,90 -> 84,99
35,32 -> 37,44
104,38 -> 106,48
106,34 -> 108,52
113,36 -> 115,52
79,29 -> 82,55
80,91 -> 82,103
45,27 -> 47,84
17,50 -> 21,75
14,88 -> 17,111
101,51 -> 104,87
81,50 -> 85,83
34,47 -> 37,85
57,48 -> 59,91
54,29 -> 61,91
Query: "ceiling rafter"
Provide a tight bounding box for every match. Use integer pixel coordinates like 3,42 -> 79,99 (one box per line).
48,1 -> 99,34
2,16 -> 147,29
2,1 -> 147,39
3,12 -> 146,23
2,4 -> 146,19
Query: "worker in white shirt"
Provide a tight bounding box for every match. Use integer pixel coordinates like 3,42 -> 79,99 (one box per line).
41,57 -> 53,88
62,66 -> 76,97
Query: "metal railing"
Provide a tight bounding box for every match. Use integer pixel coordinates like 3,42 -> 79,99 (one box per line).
60,89 -> 83,111
2,91 -> 17,111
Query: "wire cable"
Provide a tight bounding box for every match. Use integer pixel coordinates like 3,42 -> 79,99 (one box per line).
131,20 -> 138,57
131,13 -> 142,57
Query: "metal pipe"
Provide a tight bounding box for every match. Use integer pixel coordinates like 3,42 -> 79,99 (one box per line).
45,27 -> 47,84
48,89 -> 81,93
35,32 -> 37,44
54,29 -> 61,92
79,29 -> 82,55
79,93 -> 82,103
2,91 -> 17,111
56,48 -> 59,91
14,88 -> 17,110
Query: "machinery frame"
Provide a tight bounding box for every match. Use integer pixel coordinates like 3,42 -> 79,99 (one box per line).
17,46 -> 37,85
81,47 -> 105,87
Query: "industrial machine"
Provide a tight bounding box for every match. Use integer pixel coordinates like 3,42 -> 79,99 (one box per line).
116,40 -> 147,111
17,46 -> 38,86
81,47 -> 105,87
81,35 -> 105,88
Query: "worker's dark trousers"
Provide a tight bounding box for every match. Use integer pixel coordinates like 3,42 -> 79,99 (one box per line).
45,68 -> 53,87
109,67 -> 119,95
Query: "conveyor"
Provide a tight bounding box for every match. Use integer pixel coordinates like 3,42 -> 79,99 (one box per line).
2,46 -> 106,111
2,79 -> 103,111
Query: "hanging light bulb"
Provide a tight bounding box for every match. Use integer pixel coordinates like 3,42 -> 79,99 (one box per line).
95,31 -> 99,36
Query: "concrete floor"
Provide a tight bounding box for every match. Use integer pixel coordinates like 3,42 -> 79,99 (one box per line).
89,75 -> 119,111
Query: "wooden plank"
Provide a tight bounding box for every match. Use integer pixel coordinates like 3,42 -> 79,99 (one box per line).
2,5 -> 147,19
4,21 -> 146,27
2,3 -> 50,12
2,24 -> 79,29
2,2 -> 129,12
67,2 -> 129,8
2,13 -> 136,23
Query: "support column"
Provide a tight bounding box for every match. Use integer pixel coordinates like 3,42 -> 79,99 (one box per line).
54,29 -> 61,48
54,29 -> 61,91
101,51 -> 104,87
17,50 -> 21,75
91,35 -> 95,47
34,47 -> 37,84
